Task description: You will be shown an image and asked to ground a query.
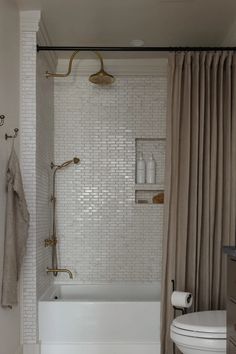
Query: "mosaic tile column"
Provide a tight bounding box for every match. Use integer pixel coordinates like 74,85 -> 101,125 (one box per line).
19,10 -> 40,347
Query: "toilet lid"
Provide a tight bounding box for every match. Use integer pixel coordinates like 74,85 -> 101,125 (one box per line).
172,311 -> 226,338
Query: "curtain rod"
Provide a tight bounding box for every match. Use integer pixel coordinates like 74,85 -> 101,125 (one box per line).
37,45 -> 236,52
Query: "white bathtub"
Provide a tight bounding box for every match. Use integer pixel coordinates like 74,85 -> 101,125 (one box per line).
38,282 -> 161,354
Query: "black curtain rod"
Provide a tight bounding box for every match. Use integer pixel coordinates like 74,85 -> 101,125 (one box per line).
37,45 -> 236,52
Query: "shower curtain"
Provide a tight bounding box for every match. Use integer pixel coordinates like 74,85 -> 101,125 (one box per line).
161,52 -> 236,354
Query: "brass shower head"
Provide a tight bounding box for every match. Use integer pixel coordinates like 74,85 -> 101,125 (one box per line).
45,50 -> 115,85
89,69 -> 115,85
89,52 -> 115,85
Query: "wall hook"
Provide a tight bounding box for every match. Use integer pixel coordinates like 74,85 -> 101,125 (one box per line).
5,128 -> 19,140
0,115 -> 5,126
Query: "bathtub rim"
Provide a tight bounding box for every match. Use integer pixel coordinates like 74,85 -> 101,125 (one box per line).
39,281 -> 161,302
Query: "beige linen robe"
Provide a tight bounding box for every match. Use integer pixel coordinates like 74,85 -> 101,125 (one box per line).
1,147 -> 29,307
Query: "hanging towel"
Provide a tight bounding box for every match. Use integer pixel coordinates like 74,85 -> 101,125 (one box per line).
1,146 -> 29,308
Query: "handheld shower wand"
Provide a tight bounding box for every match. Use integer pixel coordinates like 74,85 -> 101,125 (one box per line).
50,157 -> 80,170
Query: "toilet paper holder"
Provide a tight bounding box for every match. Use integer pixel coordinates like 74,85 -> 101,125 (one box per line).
171,280 -> 188,315
171,280 -> 193,354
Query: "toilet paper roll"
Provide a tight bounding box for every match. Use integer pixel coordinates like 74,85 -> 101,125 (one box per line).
171,291 -> 193,308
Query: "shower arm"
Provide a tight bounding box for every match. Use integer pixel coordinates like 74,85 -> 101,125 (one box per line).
45,50 -> 104,78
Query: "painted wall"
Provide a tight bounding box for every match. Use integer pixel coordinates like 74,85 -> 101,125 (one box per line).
0,0 -> 20,353
54,60 -> 167,283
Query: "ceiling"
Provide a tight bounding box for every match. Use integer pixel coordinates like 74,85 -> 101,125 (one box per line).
16,0 -> 236,58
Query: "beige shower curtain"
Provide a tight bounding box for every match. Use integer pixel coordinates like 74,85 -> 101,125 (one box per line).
161,52 -> 236,354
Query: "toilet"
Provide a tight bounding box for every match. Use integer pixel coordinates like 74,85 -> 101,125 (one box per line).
170,310 -> 226,354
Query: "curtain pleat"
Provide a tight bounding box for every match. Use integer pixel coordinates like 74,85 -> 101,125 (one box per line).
161,52 -> 236,354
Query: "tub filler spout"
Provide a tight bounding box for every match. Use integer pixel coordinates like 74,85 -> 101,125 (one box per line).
46,267 -> 73,279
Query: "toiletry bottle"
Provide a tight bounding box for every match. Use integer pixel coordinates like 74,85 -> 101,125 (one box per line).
146,154 -> 156,184
136,152 -> 145,184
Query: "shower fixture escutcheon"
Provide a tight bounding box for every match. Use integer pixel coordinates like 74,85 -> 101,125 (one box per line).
45,50 -> 115,85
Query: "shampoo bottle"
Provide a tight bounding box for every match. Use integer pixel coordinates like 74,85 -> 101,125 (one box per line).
146,154 -> 156,184
136,152 -> 145,184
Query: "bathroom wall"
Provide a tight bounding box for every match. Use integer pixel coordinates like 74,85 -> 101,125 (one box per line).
54,59 -> 167,283
0,1 -> 20,354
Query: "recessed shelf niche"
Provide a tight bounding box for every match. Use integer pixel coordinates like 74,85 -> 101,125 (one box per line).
135,138 -> 165,205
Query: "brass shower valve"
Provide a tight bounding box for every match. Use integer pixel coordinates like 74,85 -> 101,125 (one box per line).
44,238 -> 57,247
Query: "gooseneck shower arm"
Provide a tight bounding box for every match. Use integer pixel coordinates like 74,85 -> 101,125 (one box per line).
45,50 -> 104,78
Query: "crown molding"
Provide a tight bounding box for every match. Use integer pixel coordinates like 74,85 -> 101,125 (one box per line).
56,58 -> 168,77
20,10 -> 41,32
37,17 -> 57,71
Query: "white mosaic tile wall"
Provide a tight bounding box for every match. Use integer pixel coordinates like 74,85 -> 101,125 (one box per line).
20,30 -> 38,344
54,62 -> 167,282
36,52 -> 54,299
20,15 -> 55,345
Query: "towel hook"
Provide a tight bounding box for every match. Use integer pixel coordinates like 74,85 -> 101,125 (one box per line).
5,128 -> 19,140
0,115 -> 5,126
